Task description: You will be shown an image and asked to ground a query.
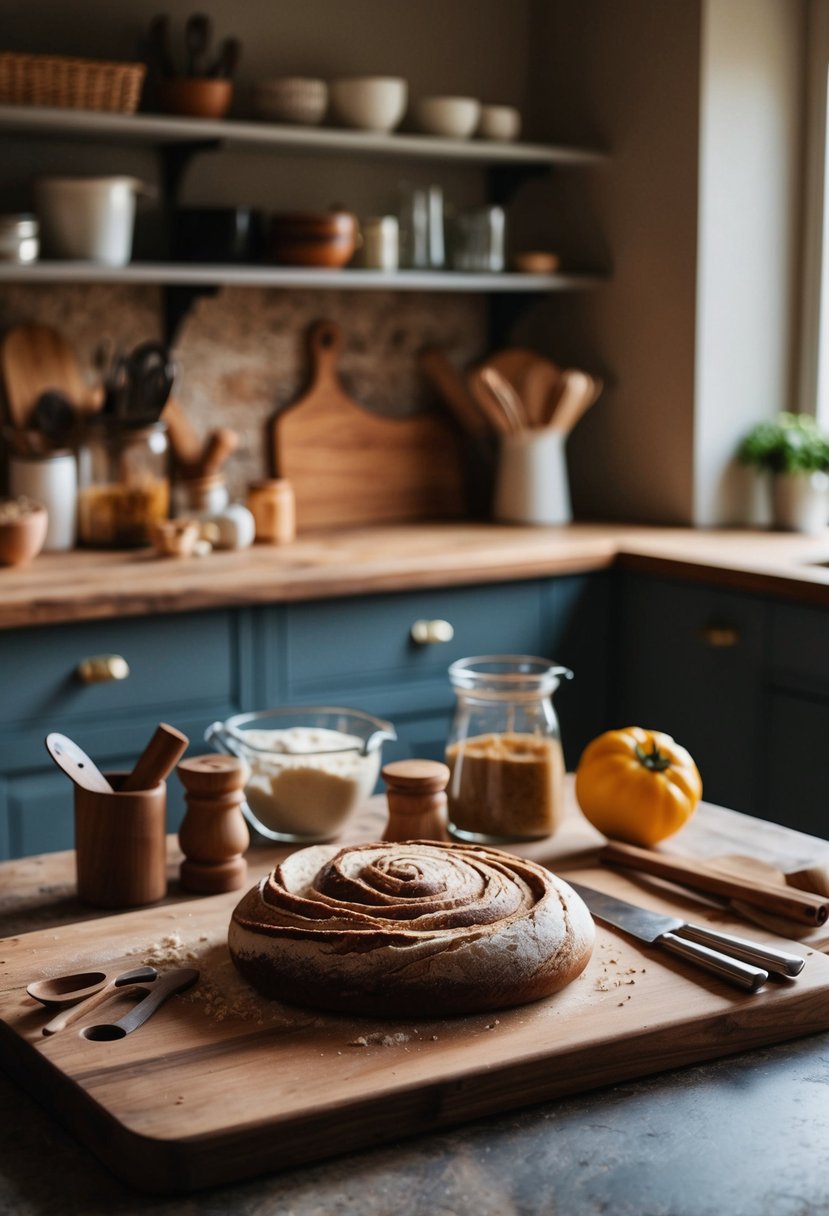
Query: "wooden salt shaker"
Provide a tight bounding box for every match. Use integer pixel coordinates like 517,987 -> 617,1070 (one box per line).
177,754 -> 250,893
382,759 -> 450,842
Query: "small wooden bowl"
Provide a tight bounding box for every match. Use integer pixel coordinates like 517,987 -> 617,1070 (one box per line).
512,251 -> 561,275
0,500 -> 48,566
269,211 -> 358,268
158,78 -> 233,119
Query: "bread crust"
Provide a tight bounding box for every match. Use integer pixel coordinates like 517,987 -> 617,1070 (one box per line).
229,839 -> 594,1016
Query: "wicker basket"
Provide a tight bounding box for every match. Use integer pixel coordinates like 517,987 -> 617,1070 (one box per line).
0,52 -> 146,113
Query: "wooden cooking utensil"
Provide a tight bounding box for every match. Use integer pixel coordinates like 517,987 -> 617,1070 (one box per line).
466,366 -> 519,434
162,398 -> 204,468
273,319 -> 465,528
28,969 -> 109,1007
547,369 -> 601,433
601,839 -> 829,927
44,733 -> 114,794
123,722 -> 189,792
196,427 -> 239,478
480,348 -> 562,429
417,347 -> 491,437
42,966 -> 158,1036
479,366 -> 527,431
1,324 -> 91,428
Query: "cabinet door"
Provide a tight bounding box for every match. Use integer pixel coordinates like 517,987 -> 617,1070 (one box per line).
270,581 -> 546,715
543,573 -> 612,767
764,691 -> 829,838
617,574 -> 766,814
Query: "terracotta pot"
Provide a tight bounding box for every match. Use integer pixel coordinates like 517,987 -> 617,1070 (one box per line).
0,501 -> 48,565
158,78 -> 232,119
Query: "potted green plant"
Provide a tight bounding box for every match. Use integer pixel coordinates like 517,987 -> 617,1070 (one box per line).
738,412 -> 829,533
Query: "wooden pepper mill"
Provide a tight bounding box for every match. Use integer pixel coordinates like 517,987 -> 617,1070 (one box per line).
382,759 -> 450,842
177,754 -> 250,893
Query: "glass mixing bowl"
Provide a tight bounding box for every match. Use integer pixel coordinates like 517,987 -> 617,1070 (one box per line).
205,707 -> 396,843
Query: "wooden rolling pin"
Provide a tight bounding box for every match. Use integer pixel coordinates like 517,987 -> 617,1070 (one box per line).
123,723 -> 190,792
601,840 -> 829,927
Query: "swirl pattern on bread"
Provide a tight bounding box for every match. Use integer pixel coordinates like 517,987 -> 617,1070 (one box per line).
229,839 -> 594,1015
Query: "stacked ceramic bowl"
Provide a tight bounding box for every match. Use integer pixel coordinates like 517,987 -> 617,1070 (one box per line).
328,77 -> 408,133
253,77 -> 329,125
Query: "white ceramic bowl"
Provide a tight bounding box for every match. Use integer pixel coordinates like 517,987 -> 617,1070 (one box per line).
254,77 -> 328,125
329,76 -> 408,133
413,95 -> 481,139
478,104 -> 522,142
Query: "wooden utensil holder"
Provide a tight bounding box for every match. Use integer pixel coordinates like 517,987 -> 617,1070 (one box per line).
74,773 -> 167,908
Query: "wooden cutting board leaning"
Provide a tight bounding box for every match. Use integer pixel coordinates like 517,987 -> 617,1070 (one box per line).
271,320 -> 467,529
2,809 -> 828,1194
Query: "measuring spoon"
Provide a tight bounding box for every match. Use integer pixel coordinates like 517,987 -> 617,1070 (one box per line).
27,969 -> 109,1007
82,968 -> 199,1041
42,966 -> 158,1036
44,733 -> 113,794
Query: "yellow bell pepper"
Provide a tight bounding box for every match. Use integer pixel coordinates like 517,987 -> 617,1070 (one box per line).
575,726 -> 702,847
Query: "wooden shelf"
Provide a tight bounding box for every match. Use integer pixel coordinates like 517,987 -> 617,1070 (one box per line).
0,104 -> 607,168
0,262 -> 605,292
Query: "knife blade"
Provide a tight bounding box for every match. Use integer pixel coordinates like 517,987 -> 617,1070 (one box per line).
568,882 -> 805,992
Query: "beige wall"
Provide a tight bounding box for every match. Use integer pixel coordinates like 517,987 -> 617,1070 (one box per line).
694,0 -> 806,526
0,0 -> 812,524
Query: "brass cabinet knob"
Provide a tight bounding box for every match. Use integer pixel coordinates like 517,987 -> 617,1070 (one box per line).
410,619 -> 455,646
76,654 -> 131,684
698,625 -> 740,648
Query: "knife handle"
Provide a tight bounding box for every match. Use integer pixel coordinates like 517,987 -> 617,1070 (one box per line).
676,924 -> 805,978
659,932 -> 768,992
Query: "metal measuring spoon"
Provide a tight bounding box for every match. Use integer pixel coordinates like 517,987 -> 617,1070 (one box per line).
82,968 -> 199,1041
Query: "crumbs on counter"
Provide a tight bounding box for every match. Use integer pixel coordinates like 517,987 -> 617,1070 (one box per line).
349,1032 -> 412,1048
594,942 -> 641,995
128,931 -> 318,1028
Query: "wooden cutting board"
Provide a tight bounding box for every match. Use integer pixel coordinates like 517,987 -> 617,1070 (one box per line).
2,849 -> 828,1194
271,320 -> 467,529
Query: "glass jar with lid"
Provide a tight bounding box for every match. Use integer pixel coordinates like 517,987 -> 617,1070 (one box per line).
445,654 -> 573,843
77,420 -> 170,547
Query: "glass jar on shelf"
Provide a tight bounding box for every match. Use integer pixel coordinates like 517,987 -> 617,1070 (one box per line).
77,420 -> 170,547
445,654 -> 572,843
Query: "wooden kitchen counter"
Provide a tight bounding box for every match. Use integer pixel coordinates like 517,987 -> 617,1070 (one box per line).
3,795 -> 829,1215
4,520 -> 829,629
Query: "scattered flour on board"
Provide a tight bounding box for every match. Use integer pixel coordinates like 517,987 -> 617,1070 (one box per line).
127,931 -> 318,1028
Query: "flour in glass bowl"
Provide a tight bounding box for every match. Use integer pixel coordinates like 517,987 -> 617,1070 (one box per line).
240,726 -> 380,838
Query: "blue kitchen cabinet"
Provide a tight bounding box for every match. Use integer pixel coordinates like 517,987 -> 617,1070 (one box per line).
764,600 -> 829,836
0,608 -> 252,860
264,574 -> 612,771
616,572 -> 768,816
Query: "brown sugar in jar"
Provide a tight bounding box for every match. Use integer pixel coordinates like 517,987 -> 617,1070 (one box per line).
446,731 -> 565,842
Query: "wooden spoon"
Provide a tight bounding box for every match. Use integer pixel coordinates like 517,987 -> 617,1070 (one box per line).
418,347 -> 491,437
28,970 -> 109,1007
42,966 -> 158,1036
547,369 -> 602,433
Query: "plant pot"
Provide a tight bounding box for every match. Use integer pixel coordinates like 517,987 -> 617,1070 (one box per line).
770,470 -> 829,533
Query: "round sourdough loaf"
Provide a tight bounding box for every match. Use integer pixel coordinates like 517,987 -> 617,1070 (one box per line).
228,839 -> 594,1015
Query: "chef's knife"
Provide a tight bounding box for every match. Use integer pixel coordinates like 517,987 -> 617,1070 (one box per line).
568,882 -> 805,992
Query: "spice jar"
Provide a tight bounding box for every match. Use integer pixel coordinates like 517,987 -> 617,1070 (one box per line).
246,478 -> 296,543
445,655 -> 572,843
77,421 -> 170,547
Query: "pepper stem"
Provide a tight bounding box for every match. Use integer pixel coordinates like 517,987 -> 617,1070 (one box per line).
634,741 -> 671,772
